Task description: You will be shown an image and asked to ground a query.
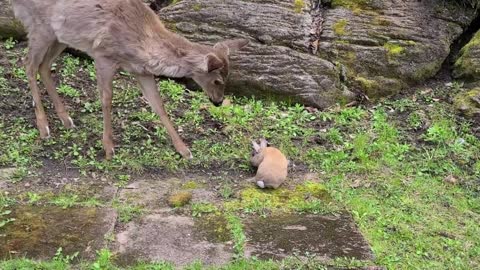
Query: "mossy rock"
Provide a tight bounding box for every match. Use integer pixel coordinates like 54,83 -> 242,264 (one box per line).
453,31 -> 480,81
168,191 -> 193,207
453,88 -> 480,121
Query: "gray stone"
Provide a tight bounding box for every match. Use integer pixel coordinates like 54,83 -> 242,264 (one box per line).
114,214 -> 233,267
0,206 -> 117,260
0,167 -> 16,181
0,0 -> 26,39
159,0 -> 476,105
244,213 -> 374,260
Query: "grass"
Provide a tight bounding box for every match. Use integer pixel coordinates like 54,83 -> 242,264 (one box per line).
1,39 -> 480,269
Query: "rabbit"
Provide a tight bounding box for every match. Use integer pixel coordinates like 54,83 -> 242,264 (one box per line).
249,138 -> 289,189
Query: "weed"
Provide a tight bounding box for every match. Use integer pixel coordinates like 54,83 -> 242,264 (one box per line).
4,37 -> 16,49
191,203 -> 218,217
50,194 -> 79,209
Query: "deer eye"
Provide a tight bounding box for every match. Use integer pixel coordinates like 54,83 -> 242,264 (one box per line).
214,80 -> 223,85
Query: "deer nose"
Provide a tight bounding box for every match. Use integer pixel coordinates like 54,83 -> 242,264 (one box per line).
211,98 -> 223,107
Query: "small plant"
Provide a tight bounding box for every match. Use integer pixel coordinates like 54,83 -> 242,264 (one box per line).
0,210 -> 15,228
58,84 -> 81,98
27,192 -> 41,205
53,247 -> 79,265
191,202 -> 217,217
4,37 -> 16,50
91,249 -> 116,270
113,200 -> 144,222
50,194 -> 79,209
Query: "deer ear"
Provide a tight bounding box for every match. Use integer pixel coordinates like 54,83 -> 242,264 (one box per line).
214,39 -> 249,56
203,53 -> 224,72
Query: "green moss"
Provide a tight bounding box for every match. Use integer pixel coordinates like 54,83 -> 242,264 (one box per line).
410,60 -> 443,82
453,88 -> 480,117
224,181 -> 338,215
181,180 -> 200,189
372,16 -> 391,26
454,31 -> 480,80
332,0 -> 373,10
293,0 -> 305,13
355,77 -> 379,92
333,19 -> 349,36
167,191 -> 192,207
192,3 -> 202,11
384,42 -> 405,58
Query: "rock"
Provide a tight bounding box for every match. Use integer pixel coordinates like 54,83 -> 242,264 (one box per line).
0,167 -> 16,181
244,213 -> 374,260
319,0 -> 475,99
0,206 -> 117,260
158,0 -> 476,106
160,0 -> 350,109
454,30 -> 480,80
114,214 -> 233,267
0,0 -> 26,39
453,87 -> 480,123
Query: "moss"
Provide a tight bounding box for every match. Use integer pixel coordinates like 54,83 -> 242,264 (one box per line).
411,60 -> 443,82
194,213 -> 231,242
384,42 -> 405,58
167,191 -> 192,207
355,76 -> 379,92
372,16 -> 391,26
293,0 -> 305,13
453,88 -> 480,117
181,180 -> 200,189
454,31 -> 480,80
224,181 -> 338,214
333,19 -> 349,36
332,0 -> 373,10
192,3 -> 202,11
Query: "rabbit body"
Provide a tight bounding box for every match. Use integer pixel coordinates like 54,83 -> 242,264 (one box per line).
251,139 -> 288,189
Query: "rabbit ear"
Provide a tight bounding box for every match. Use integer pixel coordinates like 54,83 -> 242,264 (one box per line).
260,138 -> 268,148
252,140 -> 261,152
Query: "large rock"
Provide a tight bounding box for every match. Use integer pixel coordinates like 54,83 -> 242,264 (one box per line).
0,0 -> 26,39
454,30 -> 480,80
159,0 -> 476,105
160,0 -> 351,108
454,87 -> 480,123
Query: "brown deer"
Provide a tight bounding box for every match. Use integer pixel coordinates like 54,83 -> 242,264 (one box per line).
12,0 -> 249,159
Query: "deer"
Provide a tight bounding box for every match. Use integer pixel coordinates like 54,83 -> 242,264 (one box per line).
11,0 -> 249,160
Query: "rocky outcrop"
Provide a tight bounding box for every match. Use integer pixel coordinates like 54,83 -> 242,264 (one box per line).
0,0 -> 25,39
160,0 -> 350,108
454,31 -> 480,80
1,0 -> 478,108
160,0 -> 476,106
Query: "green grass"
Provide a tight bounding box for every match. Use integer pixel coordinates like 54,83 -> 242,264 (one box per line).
1,39 -> 480,269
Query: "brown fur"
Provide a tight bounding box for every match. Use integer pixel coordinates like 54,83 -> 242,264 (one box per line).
251,139 -> 289,189
12,0 -> 249,159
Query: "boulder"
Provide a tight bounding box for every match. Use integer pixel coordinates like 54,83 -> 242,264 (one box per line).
0,0 -> 26,39
159,0 -> 476,106
453,87 -> 480,123
160,0 -> 351,108
454,30 -> 480,80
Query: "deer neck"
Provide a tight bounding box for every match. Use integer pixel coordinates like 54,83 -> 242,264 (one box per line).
143,32 -> 208,78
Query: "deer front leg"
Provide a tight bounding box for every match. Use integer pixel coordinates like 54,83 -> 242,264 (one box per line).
95,58 -> 117,160
135,74 -> 193,159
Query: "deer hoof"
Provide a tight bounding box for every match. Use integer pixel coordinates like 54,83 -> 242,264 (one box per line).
39,126 -> 51,139
61,117 -> 75,128
180,148 -> 193,159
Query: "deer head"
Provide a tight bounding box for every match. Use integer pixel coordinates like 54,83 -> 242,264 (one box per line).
189,39 -> 249,106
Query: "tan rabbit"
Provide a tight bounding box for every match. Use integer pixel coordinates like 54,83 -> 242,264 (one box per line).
250,139 -> 289,189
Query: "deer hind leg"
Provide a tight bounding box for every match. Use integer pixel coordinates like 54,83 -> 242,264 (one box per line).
25,33 -> 55,138
135,74 -> 192,159
38,41 -> 74,128
94,57 -> 117,160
